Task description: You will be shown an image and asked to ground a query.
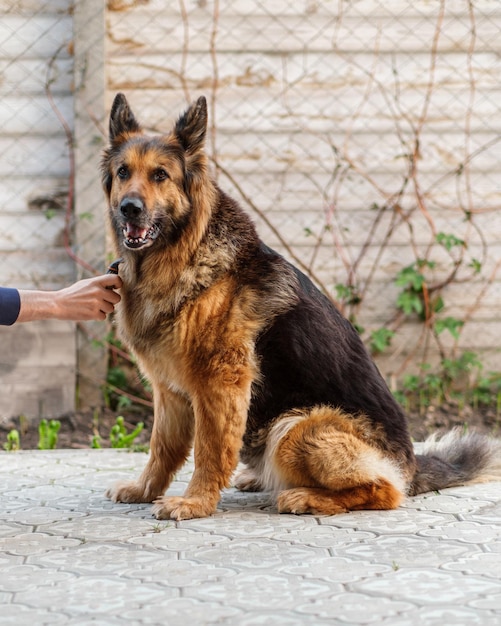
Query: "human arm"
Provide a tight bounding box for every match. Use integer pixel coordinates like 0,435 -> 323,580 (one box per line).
0,287 -> 21,325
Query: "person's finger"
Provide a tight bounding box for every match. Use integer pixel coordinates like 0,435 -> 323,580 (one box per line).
104,289 -> 121,305
100,274 -> 123,290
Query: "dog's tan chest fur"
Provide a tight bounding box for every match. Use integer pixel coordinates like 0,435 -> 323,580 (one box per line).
118,270 -> 262,403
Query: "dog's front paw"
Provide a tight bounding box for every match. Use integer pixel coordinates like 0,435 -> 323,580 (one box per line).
152,495 -> 216,521
106,480 -> 156,504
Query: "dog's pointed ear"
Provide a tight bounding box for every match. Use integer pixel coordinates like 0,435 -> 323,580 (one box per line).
109,93 -> 142,142
174,96 -> 207,154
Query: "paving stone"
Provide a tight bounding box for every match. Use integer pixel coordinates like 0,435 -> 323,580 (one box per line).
28,542 -> 169,575
15,575 -> 173,616
295,591 -> 415,622
319,508 -> 457,533
192,537 -> 329,570
37,513 -> 161,541
0,532 -> 82,556
0,563 -> 76,592
180,510 -> 318,539
1,449 -> 501,624
441,552 -> 501,578
283,555 -> 392,582
128,527 -> 231,551
185,571 -> 335,609
419,520 -> 501,544
8,505 -> 87,526
121,597 -> 243,624
353,569 -> 501,604
0,605 -> 69,626
336,534 -> 475,568
383,606 -> 501,625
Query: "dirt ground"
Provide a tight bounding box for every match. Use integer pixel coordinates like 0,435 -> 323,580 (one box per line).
0,408 -> 153,451
1,401 -> 499,451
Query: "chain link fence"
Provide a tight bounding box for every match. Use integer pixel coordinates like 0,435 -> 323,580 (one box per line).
1,0 -> 500,417
0,1 -> 78,419
104,1 -> 501,376
0,0 -> 74,290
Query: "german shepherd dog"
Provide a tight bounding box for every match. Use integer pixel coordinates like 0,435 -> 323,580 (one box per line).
103,93 -> 501,520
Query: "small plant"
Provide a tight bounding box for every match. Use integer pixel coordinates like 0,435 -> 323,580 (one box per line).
91,408 -> 101,448
392,350 -> 501,419
472,372 -> 501,416
90,414 -> 147,450
434,316 -> 464,340
151,522 -> 171,533
370,327 -> 395,354
421,365 -> 443,406
38,419 -> 61,450
3,429 -> 20,451
104,365 -> 129,409
100,329 -> 153,412
110,416 -> 144,449
436,232 -> 466,253
395,260 -> 435,318
335,283 -> 362,307
441,351 -> 482,400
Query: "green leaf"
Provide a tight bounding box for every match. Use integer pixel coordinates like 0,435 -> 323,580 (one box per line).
3,429 -> 20,451
110,416 -> 144,449
370,328 -> 395,354
431,295 -> 444,314
395,265 -> 425,291
107,366 -> 128,389
397,291 -> 423,315
402,374 -> 421,392
334,284 -> 361,306
38,419 -> 61,450
434,317 -> 464,339
468,258 -> 482,274
436,232 -> 466,252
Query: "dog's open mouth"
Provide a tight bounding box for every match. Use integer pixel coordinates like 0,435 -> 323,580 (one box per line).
123,223 -> 160,249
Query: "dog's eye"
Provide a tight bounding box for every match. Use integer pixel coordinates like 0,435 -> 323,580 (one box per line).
117,165 -> 129,179
153,168 -> 168,182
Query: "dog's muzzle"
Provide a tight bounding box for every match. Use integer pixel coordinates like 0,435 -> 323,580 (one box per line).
118,197 -> 160,250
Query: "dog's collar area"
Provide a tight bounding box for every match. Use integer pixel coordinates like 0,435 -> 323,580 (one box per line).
106,258 -> 123,275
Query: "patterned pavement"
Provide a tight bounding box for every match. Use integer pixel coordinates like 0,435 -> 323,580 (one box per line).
1,449 -> 501,625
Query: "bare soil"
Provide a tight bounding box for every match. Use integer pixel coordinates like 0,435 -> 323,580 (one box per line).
1,402 -> 499,451
0,408 -> 152,451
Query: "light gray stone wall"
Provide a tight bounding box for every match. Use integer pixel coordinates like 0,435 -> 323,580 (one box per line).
1,1 -> 500,421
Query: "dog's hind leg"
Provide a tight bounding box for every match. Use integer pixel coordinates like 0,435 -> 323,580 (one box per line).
267,406 -> 407,515
106,385 -> 194,504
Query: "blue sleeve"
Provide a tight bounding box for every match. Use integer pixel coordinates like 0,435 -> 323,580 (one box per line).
0,287 -> 21,325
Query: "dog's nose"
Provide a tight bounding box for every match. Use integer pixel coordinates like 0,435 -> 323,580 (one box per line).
120,196 -> 144,219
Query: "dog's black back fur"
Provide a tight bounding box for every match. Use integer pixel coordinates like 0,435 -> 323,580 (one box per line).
242,241 -> 415,468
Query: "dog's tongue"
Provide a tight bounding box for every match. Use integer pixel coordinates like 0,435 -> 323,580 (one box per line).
125,223 -> 148,239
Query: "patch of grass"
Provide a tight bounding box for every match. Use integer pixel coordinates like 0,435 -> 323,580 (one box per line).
3,429 -> 20,451
92,415 -> 146,451
392,352 -> 501,420
38,419 -> 61,450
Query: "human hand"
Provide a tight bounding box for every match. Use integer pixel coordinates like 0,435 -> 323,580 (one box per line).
52,274 -> 123,321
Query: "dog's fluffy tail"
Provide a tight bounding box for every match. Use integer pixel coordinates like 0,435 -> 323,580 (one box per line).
409,427 -> 501,496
